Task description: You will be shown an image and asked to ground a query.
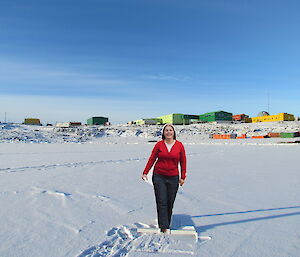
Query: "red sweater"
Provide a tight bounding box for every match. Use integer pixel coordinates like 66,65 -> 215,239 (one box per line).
143,140 -> 187,179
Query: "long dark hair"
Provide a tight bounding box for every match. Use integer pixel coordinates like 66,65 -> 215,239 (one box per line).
162,124 -> 176,140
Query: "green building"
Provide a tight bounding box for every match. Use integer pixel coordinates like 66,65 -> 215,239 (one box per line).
135,118 -> 163,125
199,111 -> 233,123
87,117 -> 109,125
157,113 -> 199,125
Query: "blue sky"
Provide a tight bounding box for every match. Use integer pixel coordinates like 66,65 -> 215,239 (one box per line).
0,0 -> 299,124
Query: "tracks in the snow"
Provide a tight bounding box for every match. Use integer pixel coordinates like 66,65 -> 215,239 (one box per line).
0,157 -> 147,174
0,152 -> 203,174
77,223 -> 210,257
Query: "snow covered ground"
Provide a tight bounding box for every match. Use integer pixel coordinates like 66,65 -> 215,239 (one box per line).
1,121 -> 300,144
0,122 -> 300,256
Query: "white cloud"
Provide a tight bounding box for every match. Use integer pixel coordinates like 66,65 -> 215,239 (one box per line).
140,74 -> 192,81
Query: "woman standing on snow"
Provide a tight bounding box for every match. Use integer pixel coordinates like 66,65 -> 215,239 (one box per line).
142,124 -> 187,233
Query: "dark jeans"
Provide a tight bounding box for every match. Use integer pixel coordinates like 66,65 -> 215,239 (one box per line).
152,172 -> 179,229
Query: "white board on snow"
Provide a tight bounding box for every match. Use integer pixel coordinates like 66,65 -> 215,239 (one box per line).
137,225 -> 211,240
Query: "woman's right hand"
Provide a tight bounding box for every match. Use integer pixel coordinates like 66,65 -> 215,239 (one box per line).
179,178 -> 185,186
141,174 -> 148,181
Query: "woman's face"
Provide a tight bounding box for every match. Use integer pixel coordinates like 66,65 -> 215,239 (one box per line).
164,125 -> 174,139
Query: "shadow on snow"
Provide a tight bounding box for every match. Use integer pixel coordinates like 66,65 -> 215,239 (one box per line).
190,205 -> 300,233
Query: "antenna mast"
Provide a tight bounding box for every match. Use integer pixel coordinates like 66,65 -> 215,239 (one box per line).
267,92 -> 270,114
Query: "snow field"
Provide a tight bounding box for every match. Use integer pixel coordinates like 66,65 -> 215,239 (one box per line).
0,140 -> 299,256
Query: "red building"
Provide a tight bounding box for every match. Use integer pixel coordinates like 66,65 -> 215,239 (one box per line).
232,114 -> 249,122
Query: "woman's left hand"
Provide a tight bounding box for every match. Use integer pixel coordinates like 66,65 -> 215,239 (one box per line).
141,174 -> 148,181
179,178 -> 185,186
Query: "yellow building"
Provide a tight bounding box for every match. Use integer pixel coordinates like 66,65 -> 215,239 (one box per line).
251,113 -> 294,123
24,118 -> 41,125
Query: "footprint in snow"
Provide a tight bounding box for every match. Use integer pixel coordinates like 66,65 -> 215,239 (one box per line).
76,222 -> 208,257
